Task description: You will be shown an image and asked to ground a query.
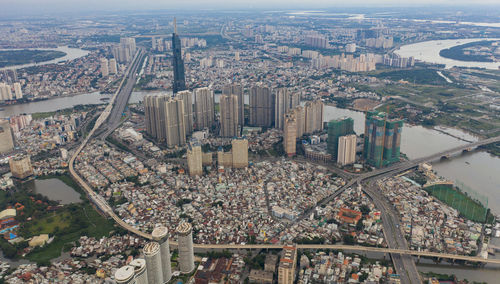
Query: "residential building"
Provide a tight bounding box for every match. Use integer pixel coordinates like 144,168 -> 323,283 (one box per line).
284,113 -> 297,156
177,222 -> 195,274
176,90 -> 193,134
0,119 -> 14,154
100,58 -> 109,77
338,134 -> 357,166
220,94 -> 239,137
327,118 -> 355,161
13,83 -> 22,99
363,111 -> 403,168
109,58 -> 118,74
223,84 -> 244,126
304,100 -> 324,134
187,142 -> 203,176
193,87 -> 214,130
143,242 -> 163,284
152,227 -> 172,283
144,94 -> 187,147
275,88 -> 299,130
278,245 -> 297,284
9,155 -> 33,180
231,138 -> 248,168
249,85 -> 274,127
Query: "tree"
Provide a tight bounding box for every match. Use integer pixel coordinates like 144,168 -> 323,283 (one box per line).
343,235 -> 355,245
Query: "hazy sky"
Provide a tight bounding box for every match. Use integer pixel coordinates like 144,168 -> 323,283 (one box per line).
1,0 -> 499,15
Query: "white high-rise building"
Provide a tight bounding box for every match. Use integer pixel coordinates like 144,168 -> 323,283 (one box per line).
176,222 -> 195,274
130,258 -> 148,284
152,227 -> 172,283
13,83 -> 22,100
219,94 -> 239,137
176,90 -> 193,135
144,242 -> 163,284
275,88 -> 299,130
100,58 -> 109,77
338,134 -> 356,166
115,265 -> 135,284
109,58 -> 118,74
235,51 -> 240,61
0,83 -> 13,101
187,142 -> 203,176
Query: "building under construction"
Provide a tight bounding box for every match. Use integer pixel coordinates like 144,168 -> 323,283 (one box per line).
363,111 -> 403,168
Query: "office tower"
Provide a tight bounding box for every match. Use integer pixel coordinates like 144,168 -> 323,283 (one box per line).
0,119 -> 14,154
327,118 -> 354,161
193,87 -> 214,130
176,222 -> 195,274
278,245 -> 297,284
152,227 -> 172,283
249,85 -> 274,127
219,94 -> 239,137
9,155 -> 33,179
222,84 -> 244,126
284,113 -> 297,157
304,100 -> 324,134
187,142 -> 203,176
364,111 -> 403,168
144,94 -> 186,147
129,259 -> 148,284
100,58 -> 109,77
172,17 -> 186,93
176,90 -> 193,134
109,58 -> 118,74
275,88 -> 300,130
144,242 -> 163,284
338,134 -> 357,166
114,265 -> 135,284
231,138 -> 248,168
13,83 -> 22,100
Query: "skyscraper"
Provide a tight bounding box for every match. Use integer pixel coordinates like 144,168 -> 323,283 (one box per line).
113,37 -> 136,63
219,94 -> 239,137
363,111 -> 403,168
327,118 -> 354,161
176,90 -> 193,134
143,242 -> 163,284
172,17 -> 186,93
114,265 -> 135,284
176,222 -> 195,274
13,83 -> 22,100
231,138 -> 248,168
144,94 -> 186,147
338,134 -> 357,166
9,155 -> 33,180
249,85 -> 274,127
275,88 -> 300,130
193,87 -> 214,130
109,58 -> 118,74
304,99 -> 324,134
284,113 -> 297,156
187,142 -> 203,176
151,227 -> 172,283
129,258 -> 148,284
0,119 -> 14,154
222,84 -> 244,126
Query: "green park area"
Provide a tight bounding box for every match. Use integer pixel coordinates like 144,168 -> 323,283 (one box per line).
424,184 -> 492,223
0,49 -> 66,68
0,174 -> 116,265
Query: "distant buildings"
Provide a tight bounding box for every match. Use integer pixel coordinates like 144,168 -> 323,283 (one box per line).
249,85 -> 274,127
113,37 -> 136,63
172,18 -> 186,93
363,111 -> 403,168
275,88 -> 300,130
187,142 -> 203,176
219,94 -> 239,137
144,94 -> 186,147
345,43 -> 357,53
176,222 -> 195,274
327,118 -> 355,161
222,84 -> 244,127
383,53 -> 415,68
338,134 -> 357,166
193,87 -> 214,130
304,34 -> 329,49
9,155 -> 33,180
278,245 -> 297,284
0,119 -> 14,154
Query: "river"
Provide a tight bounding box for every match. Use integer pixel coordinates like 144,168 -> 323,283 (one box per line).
0,46 -> 90,71
0,92 -> 111,117
394,38 -> 500,69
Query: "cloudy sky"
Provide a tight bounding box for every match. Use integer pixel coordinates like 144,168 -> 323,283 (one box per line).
1,0 -> 498,15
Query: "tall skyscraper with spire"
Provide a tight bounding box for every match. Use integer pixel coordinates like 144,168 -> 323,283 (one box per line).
172,17 -> 186,94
